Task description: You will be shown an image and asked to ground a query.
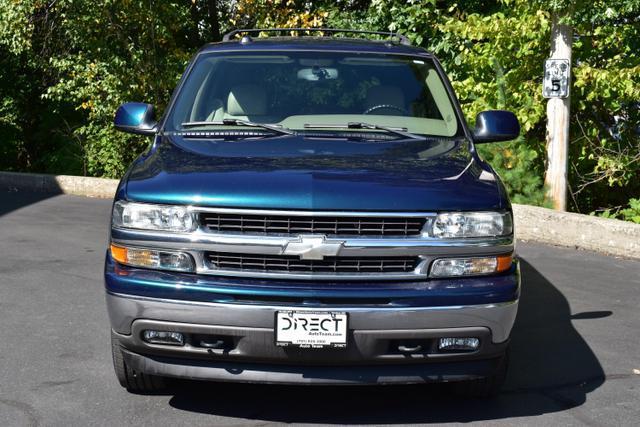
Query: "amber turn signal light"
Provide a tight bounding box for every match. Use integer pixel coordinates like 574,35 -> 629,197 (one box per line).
109,243 -> 195,272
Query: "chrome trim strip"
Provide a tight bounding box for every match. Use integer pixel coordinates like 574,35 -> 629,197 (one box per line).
188,206 -> 439,218
111,228 -> 514,254
107,291 -> 518,312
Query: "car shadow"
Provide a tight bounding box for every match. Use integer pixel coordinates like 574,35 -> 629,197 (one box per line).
0,189 -> 62,217
166,258 -> 605,423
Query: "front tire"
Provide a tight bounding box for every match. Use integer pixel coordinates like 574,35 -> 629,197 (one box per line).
111,332 -> 166,393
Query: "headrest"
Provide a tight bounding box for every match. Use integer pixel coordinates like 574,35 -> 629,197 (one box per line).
365,85 -> 405,109
227,84 -> 267,116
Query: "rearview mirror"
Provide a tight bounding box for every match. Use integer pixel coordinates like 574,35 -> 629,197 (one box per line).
114,102 -> 157,136
297,67 -> 339,81
473,110 -> 520,143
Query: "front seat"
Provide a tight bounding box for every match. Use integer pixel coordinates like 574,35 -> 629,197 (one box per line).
207,84 -> 279,123
364,85 -> 407,115
226,83 -> 267,120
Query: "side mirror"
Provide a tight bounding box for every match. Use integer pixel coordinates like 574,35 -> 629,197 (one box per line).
473,110 -> 520,143
114,102 -> 157,136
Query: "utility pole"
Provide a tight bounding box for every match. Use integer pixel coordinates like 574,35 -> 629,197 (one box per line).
544,16 -> 573,211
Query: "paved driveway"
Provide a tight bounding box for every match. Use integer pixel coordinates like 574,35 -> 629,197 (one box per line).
0,191 -> 638,426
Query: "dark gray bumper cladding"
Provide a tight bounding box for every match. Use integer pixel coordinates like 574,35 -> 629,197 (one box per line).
122,348 -> 506,385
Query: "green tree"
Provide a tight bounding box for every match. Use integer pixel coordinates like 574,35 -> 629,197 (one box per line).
0,0 -> 230,177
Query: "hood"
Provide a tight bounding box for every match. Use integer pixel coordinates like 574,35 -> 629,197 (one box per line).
124,134 -> 506,211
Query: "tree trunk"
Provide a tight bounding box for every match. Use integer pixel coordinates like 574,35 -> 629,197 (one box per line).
207,0 -> 221,42
544,17 -> 573,211
188,1 -> 203,47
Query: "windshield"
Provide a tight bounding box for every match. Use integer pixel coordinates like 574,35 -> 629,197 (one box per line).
165,51 -> 462,137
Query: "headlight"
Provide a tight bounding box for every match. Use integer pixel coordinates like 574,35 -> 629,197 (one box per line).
428,211 -> 512,238
112,201 -> 195,232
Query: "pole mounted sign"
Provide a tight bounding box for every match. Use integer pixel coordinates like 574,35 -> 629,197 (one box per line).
543,59 -> 570,98
544,19 -> 572,212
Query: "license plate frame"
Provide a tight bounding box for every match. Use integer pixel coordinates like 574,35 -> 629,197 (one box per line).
275,311 -> 348,348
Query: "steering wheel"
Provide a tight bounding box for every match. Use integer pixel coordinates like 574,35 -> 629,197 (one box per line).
363,104 -> 409,115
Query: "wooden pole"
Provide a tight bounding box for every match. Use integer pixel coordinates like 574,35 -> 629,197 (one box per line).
544,17 -> 573,211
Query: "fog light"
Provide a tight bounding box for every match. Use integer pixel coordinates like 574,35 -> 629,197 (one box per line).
438,337 -> 480,352
142,330 -> 185,346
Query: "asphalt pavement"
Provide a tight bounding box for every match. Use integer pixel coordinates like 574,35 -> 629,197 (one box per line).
0,190 -> 639,426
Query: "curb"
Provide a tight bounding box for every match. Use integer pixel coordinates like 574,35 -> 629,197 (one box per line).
512,204 -> 640,259
2,171 -> 639,259
0,171 -> 118,199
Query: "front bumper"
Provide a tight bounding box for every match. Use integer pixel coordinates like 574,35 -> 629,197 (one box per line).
106,256 -> 519,384
108,292 -> 517,384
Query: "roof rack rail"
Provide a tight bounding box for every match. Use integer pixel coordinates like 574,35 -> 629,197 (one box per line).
222,28 -> 411,46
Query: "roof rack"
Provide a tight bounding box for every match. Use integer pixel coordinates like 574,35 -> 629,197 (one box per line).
222,28 -> 411,46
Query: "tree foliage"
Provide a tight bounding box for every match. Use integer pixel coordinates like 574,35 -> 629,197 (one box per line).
0,0 -> 638,219
1,0 -> 224,177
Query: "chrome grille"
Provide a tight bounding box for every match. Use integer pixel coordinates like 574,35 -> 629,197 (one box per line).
199,213 -> 426,236
206,252 -> 419,274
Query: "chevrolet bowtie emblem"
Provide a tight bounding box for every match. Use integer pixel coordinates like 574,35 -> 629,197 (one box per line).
283,235 -> 344,260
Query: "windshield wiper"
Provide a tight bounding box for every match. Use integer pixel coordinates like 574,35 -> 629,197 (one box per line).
181,119 -> 295,136
303,122 -> 424,140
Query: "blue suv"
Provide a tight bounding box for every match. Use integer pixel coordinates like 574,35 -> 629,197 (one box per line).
106,29 -> 520,397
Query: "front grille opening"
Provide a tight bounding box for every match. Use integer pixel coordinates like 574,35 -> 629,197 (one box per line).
199,213 -> 426,236
205,252 -> 419,274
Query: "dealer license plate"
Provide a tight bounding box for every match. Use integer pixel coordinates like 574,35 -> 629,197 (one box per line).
275,311 -> 348,348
